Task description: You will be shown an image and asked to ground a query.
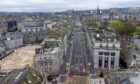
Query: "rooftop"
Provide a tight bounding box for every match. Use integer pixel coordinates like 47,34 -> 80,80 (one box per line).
0,67 -> 42,84
21,25 -> 44,29
35,38 -> 61,55
42,38 -> 61,49
44,47 -> 59,54
44,20 -> 52,24
92,28 -> 118,42
91,28 -> 121,49
5,32 -> 22,38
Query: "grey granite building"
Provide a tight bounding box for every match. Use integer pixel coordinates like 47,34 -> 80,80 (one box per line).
22,30 -> 48,44
4,32 -> 23,49
34,37 -> 66,76
133,35 -> 140,49
92,29 -> 121,69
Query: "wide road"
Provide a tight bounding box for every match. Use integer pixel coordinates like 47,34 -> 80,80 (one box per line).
59,16 -> 94,78
59,28 -> 74,75
68,17 -> 94,76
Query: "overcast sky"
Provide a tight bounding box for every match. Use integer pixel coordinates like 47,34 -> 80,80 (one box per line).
0,0 -> 140,12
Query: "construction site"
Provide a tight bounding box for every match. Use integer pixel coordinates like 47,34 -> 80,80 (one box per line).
0,45 -> 40,70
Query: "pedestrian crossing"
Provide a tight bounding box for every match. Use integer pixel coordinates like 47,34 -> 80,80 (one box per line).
64,76 -> 90,84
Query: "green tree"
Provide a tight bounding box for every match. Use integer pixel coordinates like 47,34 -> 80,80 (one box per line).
109,20 -> 124,35
135,27 -> 140,35
87,21 -> 100,28
124,19 -> 137,36
109,20 -> 137,36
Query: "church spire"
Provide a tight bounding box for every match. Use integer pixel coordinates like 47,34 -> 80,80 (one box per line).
97,5 -> 100,15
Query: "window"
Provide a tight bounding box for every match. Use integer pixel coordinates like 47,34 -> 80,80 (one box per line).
99,57 -> 102,67
38,60 -> 43,66
44,57 -> 47,60
104,57 -> 108,68
111,52 -> 115,56
113,44 -> 115,48
111,58 -> 115,68
104,52 -> 110,56
49,68 -> 52,72
100,44 -> 102,48
48,59 -> 52,65
45,68 -> 47,72
106,44 -> 108,48
99,52 -> 103,55
133,55 -> 137,59
44,57 -> 47,65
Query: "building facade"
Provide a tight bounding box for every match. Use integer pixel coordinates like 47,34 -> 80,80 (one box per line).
34,38 -> 66,76
44,20 -> 53,30
133,36 -> 140,49
20,26 -> 45,33
91,29 -> 121,69
5,20 -> 17,32
4,32 -> 23,49
93,41 -> 121,69
0,44 -> 5,56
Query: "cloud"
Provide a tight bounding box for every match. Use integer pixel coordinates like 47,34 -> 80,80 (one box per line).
0,0 -> 139,12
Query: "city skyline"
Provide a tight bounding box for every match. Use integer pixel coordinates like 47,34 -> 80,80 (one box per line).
0,0 -> 140,12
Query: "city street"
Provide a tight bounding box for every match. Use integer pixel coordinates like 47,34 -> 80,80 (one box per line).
69,20 -> 94,76
59,16 -> 94,79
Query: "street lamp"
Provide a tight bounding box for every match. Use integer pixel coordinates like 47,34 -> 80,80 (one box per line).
88,62 -> 91,73
80,63 -> 83,66
66,62 -> 69,71
66,62 -> 69,66
88,62 -> 91,66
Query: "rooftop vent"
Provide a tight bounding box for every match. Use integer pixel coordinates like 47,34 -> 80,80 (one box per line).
108,38 -> 111,42
96,34 -> 100,38
114,39 -> 117,42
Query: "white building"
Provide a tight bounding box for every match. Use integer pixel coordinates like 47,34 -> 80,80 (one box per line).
128,7 -> 140,14
131,50 -> 140,66
101,13 -> 110,19
4,32 -> 23,49
92,29 -> 121,69
44,20 -> 53,30
0,44 -> 5,54
17,20 -> 38,30
20,26 -> 45,33
133,36 -> 140,49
